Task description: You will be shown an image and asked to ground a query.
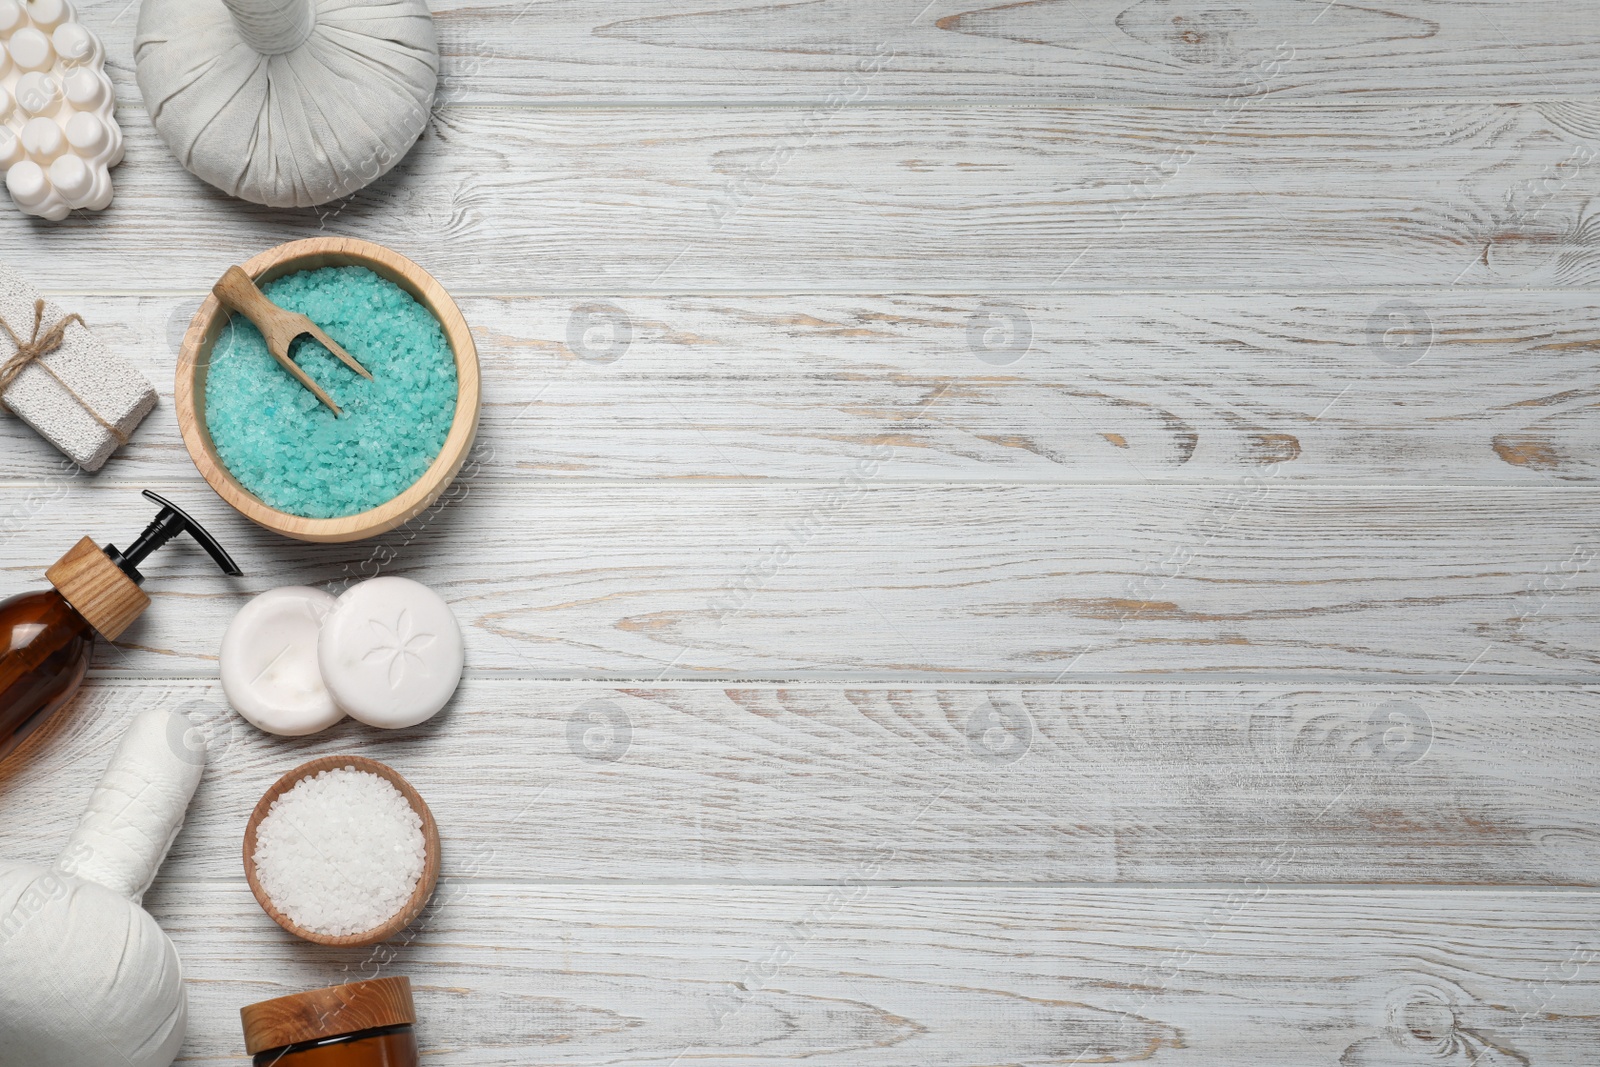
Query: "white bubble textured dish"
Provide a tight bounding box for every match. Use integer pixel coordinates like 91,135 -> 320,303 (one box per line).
0,0 -> 121,221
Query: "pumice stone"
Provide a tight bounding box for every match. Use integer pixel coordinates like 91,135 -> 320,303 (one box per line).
221,586 -> 343,737
0,0 -> 122,220
318,576 -> 463,729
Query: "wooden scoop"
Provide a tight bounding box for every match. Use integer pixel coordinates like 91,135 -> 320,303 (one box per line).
212,265 -> 373,415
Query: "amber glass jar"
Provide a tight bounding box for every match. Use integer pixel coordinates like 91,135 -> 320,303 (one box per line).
250,1023 -> 417,1065
242,977 -> 418,1067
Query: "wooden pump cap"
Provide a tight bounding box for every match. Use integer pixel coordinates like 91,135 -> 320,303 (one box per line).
241,976 -> 415,1055
46,536 -> 149,640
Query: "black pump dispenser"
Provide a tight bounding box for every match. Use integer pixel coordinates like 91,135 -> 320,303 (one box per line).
104,490 -> 242,583
1,490 -> 244,768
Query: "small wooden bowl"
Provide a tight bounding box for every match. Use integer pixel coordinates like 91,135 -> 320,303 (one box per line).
176,237 -> 481,543
243,755 -> 441,948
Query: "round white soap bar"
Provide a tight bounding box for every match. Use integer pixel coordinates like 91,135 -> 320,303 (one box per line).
318,577 -> 463,729
221,586 -> 343,736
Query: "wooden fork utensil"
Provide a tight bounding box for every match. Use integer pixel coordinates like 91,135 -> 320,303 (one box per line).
212,266 -> 373,415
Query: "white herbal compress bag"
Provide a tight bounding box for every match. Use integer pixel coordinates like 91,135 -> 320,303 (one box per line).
0,710 -> 205,1067
134,0 -> 438,208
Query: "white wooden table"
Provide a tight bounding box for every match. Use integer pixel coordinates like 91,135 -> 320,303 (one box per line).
4,1 -> 1600,1062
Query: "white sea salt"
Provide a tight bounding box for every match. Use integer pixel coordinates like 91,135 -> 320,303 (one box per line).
252,766 -> 426,937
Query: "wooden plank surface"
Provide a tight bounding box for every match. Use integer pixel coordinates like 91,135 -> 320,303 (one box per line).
74,0 -> 1600,104
2,482 -> 1593,682
3,291 -> 1598,485
6,682 -> 1600,886
4,102 -> 1600,291
145,882 -> 1600,1065
2,1 -> 1598,1061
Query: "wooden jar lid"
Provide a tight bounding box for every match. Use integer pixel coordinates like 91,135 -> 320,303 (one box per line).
240,976 -> 415,1055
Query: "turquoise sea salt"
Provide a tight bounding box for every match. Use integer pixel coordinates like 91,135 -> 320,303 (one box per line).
205,266 -> 458,519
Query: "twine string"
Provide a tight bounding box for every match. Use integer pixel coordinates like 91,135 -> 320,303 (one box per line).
0,298 -> 128,445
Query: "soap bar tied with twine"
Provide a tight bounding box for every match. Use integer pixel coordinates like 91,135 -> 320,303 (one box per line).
0,264 -> 155,471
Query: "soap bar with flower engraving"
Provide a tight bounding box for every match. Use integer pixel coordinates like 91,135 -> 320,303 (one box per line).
318,576 -> 463,730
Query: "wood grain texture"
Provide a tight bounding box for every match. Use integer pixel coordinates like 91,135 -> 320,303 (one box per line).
2,2 -> 1598,1057
43,536 -> 148,640
4,291 -> 1599,485
73,0 -> 1600,104
5,681 -> 1600,886
240,976 -> 415,1054
4,102 -> 1600,291
146,882 -> 1600,1065
1,481 -> 1593,682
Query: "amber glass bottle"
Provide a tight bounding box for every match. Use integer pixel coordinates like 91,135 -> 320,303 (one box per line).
242,977 -> 419,1067
0,491 -> 239,767
0,589 -> 95,765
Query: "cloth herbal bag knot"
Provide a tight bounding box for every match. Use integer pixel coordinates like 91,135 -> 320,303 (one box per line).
134,0 -> 438,209
0,263 -> 155,470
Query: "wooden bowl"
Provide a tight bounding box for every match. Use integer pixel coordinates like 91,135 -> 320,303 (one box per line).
243,755 -> 441,948
175,237 -> 481,543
